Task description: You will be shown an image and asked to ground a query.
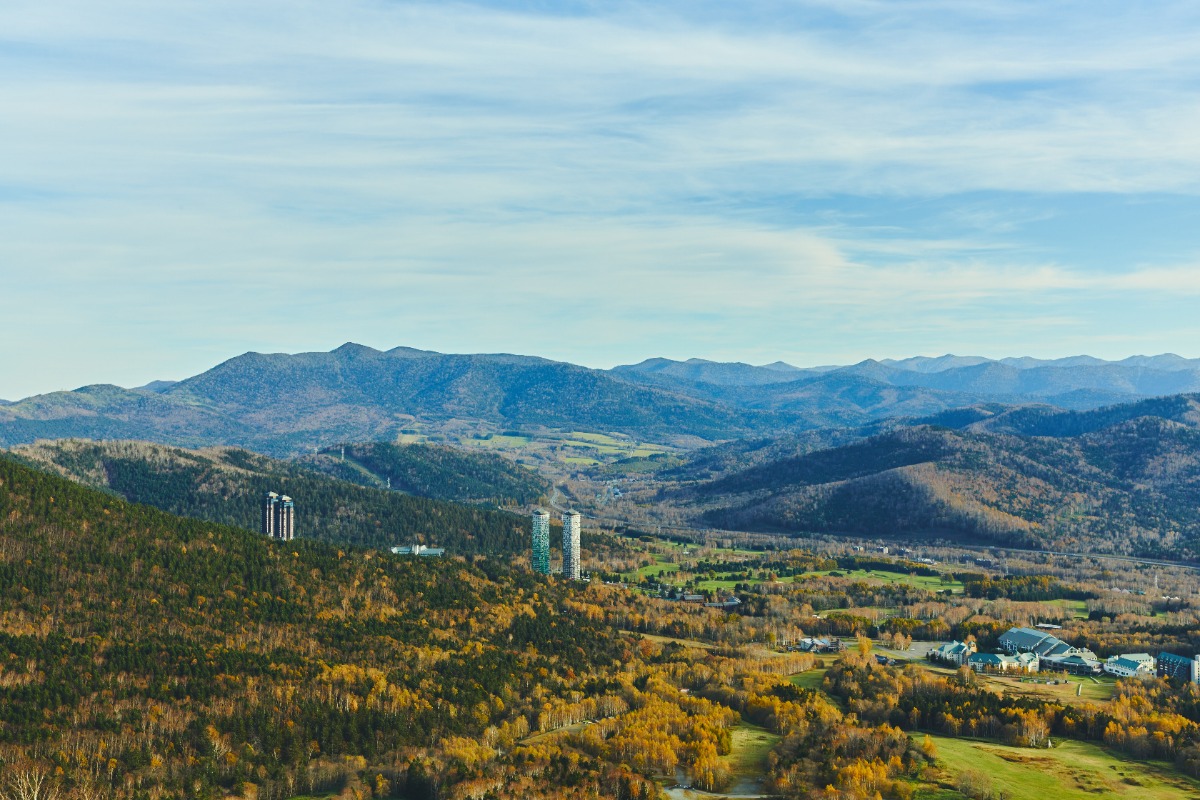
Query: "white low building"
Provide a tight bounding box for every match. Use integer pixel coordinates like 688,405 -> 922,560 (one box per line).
1104,654 -> 1155,678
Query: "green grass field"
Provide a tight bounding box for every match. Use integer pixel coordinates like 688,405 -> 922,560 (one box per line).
918,734 -> 1200,799
789,663 -> 829,690
458,429 -> 675,468
723,722 -> 779,792
800,568 -> 965,594
637,560 -> 681,578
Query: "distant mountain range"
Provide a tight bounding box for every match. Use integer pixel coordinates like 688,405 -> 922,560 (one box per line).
668,394 -> 1200,559
613,354 -> 1200,414
3,345 -> 1199,454
0,344 -> 795,453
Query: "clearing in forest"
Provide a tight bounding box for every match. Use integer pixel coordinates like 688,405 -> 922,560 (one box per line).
917,734 -> 1200,799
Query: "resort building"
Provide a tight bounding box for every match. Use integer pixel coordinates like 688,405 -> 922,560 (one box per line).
390,544 -> 445,557
1104,654 -> 1155,678
967,652 -> 1039,674
562,511 -> 581,580
261,491 -> 295,541
929,640 -> 977,667
531,510 -> 551,575
997,627 -> 1101,675
1157,652 -> 1200,683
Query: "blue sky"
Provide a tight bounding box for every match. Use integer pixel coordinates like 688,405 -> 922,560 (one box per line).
2,0 -> 1200,398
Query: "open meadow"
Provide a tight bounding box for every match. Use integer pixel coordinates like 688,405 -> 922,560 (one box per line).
918,734 -> 1200,800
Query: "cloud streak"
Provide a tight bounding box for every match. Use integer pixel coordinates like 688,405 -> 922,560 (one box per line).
2,0 -> 1200,396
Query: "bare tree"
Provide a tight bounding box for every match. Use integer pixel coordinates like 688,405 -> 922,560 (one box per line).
2,769 -> 59,800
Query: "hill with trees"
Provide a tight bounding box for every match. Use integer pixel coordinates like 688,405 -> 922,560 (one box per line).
4,439 -> 530,555
0,452 -> 929,800
0,453 -> 649,799
685,418 -> 1200,559
295,441 -> 548,505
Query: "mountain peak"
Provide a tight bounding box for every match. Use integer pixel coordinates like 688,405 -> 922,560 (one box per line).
332,342 -> 380,356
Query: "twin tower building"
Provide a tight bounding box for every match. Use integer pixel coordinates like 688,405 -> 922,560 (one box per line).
261,492 -> 295,540
532,509 -> 581,579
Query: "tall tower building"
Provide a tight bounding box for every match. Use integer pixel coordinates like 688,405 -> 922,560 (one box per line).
531,510 -> 551,575
262,492 -> 279,537
262,491 -> 295,540
562,511 -> 581,580
276,495 -> 295,541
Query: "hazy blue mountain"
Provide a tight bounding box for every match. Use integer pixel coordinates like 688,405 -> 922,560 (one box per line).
0,383 -> 254,446
136,379 -> 179,393
7,347 -> 1200,457
1114,354 -> 1200,371
998,355 -> 1113,369
616,354 -> 1200,414
966,393 -> 1200,437
612,368 -> 987,429
828,360 -> 1200,398
761,360 -> 812,372
0,344 -> 796,453
613,357 -> 811,385
878,354 -> 994,373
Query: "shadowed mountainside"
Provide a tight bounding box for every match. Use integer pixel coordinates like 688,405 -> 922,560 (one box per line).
295,440 -> 549,504
5,439 -> 532,554
684,415 -> 1200,559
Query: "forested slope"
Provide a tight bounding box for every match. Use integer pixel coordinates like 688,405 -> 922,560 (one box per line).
0,455 -> 653,798
694,419 -> 1200,558
295,441 -> 548,504
5,439 -> 528,554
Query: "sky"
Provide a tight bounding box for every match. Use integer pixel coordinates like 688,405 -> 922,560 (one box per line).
3,0 -> 1200,399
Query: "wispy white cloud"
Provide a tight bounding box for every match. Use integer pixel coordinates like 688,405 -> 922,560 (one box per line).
2,0 -> 1200,396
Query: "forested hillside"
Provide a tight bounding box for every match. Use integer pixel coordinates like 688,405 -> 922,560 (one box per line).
691,419 -> 1200,558
0,454 -> 931,800
0,456 -> 638,798
967,393 -> 1200,437
5,440 -> 528,555
295,441 -> 548,504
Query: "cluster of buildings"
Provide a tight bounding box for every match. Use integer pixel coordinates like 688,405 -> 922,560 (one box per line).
531,509 -> 583,580
390,544 -> 445,557
930,626 -> 1200,682
795,637 -> 846,654
261,492 -> 295,540
928,639 -> 1040,673
929,628 -> 1101,675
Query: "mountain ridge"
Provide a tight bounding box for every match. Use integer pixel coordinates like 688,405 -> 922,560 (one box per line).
5,345 -> 1200,457
676,408 -> 1200,559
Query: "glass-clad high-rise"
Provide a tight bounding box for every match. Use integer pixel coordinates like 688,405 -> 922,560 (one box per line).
531,510 -> 551,575
562,511 -> 581,580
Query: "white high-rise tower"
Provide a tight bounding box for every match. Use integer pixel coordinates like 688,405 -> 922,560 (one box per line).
562,511 -> 581,580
